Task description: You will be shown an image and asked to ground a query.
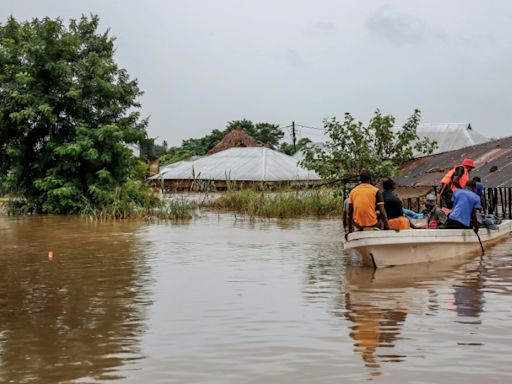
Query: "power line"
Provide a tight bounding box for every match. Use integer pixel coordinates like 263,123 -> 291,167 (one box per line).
281,123 -> 326,131
295,124 -> 326,131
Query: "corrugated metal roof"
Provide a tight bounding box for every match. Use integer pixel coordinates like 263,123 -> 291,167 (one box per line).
395,136 -> 512,188
151,147 -> 321,181
415,123 -> 488,155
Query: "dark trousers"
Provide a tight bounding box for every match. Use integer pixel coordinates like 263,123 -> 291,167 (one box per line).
446,217 -> 470,229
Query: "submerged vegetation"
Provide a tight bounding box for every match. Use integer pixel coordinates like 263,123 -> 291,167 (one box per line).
2,190 -> 196,221
206,189 -> 343,218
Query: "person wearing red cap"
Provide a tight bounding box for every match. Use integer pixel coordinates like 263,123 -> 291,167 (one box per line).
439,158 -> 475,209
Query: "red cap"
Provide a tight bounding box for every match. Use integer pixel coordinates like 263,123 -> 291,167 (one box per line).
462,158 -> 475,168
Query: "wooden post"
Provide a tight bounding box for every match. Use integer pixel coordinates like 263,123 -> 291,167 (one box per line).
494,188 -> 499,215
499,188 -> 505,218
292,121 -> 296,153
482,187 -> 488,213
508,188 -> 512,219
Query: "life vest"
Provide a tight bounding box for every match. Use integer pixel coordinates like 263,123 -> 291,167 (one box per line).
440,166 -> 469,192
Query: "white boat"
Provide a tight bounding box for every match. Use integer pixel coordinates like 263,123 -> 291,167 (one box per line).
344,220 -> 512,268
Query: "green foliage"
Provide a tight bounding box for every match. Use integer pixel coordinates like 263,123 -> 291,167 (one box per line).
301,110 -> 437,182
208,188 -> 343,218
159,150 -> 195,166
180,128 -> 225,156
279,137 -> 312,155
225,119 -> 284,148
0,15 -> 156,215
174,119 -> 285,157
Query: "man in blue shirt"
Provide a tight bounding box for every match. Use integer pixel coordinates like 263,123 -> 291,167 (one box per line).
446,180 -> 481,231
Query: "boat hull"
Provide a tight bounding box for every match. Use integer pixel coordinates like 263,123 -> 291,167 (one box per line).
344,220 -> 512,268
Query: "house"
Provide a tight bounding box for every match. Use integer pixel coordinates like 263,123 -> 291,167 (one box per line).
150,147 -> 321,192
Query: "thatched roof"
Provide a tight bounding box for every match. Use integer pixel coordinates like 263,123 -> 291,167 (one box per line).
207,127 -> 268,155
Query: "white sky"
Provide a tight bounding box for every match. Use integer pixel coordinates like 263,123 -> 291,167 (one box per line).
1,0 -> 511,145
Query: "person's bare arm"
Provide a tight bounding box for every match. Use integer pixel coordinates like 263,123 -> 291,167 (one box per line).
375,191 -> 389,230
451,166 -> 465,189
378,204 -> 389,230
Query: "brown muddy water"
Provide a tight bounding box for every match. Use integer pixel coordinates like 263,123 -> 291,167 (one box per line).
0,213 -> 511,383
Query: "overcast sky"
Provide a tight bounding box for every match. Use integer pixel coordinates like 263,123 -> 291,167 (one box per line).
1,0 -> 511,145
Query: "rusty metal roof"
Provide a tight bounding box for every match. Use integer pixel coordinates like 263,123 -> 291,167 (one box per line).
395,136 -> 512,188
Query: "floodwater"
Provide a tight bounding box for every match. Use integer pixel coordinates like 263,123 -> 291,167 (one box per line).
0,213 -> 511,384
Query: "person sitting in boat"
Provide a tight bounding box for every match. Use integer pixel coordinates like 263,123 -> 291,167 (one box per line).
382,178 -> 412,230
444,179 -> 481,231
439,158 -> 475,209
346,170 -> 390,239
421,193 -> 447,229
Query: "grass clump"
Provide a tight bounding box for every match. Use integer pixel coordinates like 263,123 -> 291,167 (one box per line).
207,188 -> 343,218
156,198 -> 196,220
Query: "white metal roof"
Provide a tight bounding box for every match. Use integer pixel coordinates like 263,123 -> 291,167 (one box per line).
291,124 -> 488,160
415,123 -> 488,155
152,147 -> 321,181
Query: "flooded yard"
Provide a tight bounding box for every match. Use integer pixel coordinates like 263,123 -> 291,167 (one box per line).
0,212 -> 511,383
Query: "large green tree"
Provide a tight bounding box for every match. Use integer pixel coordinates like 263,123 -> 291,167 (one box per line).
301,110 -> 437,182
0,15 -> 151,214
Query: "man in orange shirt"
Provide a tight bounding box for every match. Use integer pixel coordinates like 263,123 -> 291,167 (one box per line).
346,170 -> 390,239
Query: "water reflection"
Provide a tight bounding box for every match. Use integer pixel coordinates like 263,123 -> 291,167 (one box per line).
0,216 -> 152,383
306,250 -> 492,376
337,255 -> 488,376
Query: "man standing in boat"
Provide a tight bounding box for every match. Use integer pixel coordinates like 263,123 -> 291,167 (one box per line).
439,158 -> 476,209
445,179 -> 481,231
346,170 -> 390,239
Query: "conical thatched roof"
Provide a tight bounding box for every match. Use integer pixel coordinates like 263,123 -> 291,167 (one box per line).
207,127 -> 268,155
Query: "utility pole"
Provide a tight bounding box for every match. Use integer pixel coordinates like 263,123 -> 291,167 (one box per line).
292,121 -> 296,153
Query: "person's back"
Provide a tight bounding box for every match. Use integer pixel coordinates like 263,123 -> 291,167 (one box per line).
382,178 -> 411,229
349,183 -> 381,228
382,190 -> 404,219
346,171 -> 389,238
446,181 -> 481,230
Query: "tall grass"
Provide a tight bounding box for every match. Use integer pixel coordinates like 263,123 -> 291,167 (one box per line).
78,184 -> 196,221
155,198 -> 196,220
207,188 -> 343,218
